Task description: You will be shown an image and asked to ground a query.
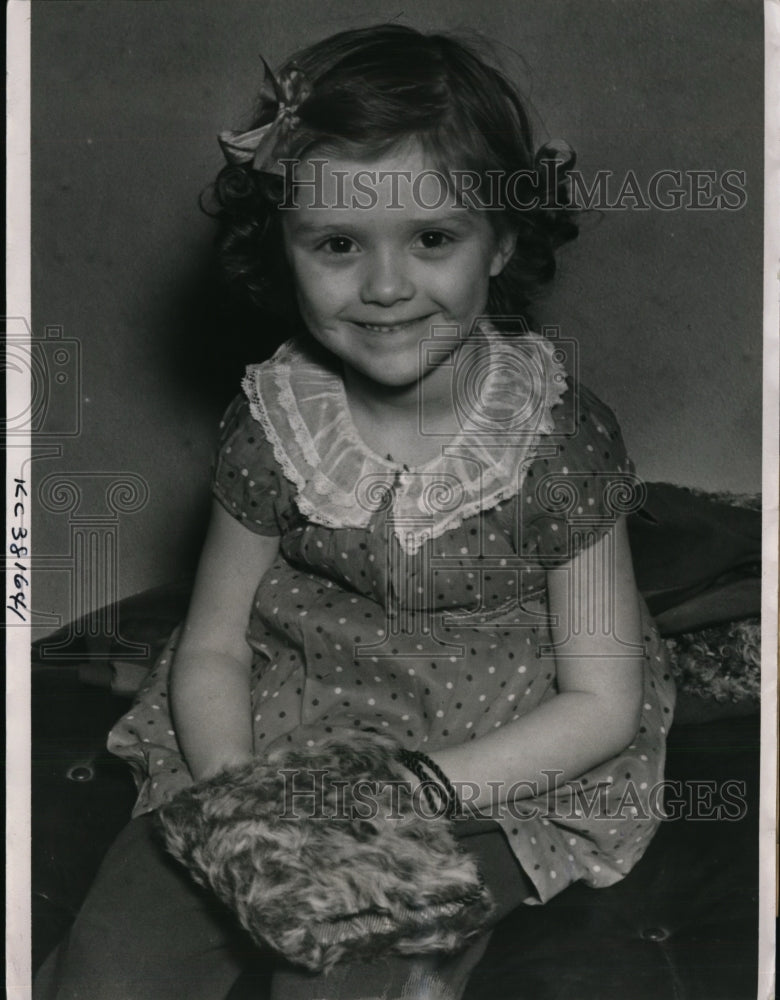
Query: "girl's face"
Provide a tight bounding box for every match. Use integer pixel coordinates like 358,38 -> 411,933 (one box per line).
281,144 -> 515,390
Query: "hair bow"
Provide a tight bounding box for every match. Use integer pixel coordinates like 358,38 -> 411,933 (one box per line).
218,58 -> 312,176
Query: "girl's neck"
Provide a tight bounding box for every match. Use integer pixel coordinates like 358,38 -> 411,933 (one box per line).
342,365 -> 422,418
339,341 -> 477,466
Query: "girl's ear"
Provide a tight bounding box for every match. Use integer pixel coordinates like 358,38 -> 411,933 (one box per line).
489,227 -> 518,277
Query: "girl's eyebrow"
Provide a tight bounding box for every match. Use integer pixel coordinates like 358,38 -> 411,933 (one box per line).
404,212 -> 476,228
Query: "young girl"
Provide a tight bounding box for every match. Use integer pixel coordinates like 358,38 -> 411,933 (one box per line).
35,23 -> 675,1000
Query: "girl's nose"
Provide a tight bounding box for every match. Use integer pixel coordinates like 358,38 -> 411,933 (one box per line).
360,250 -> 415,306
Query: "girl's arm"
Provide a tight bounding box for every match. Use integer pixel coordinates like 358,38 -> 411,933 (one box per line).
170,501 -> 280,780
428,516 -> 645,809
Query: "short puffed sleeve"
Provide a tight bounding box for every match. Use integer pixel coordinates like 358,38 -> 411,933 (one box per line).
211,394 -> 282,536
518,381 -> 644,567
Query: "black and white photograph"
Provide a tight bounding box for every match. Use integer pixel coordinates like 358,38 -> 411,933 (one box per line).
7,1 -> 775,998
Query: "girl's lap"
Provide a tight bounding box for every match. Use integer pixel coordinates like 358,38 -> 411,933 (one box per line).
109,580 -> 673,909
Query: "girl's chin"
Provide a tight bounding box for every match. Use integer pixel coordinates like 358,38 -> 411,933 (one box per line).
318,341 -> 428,382
347,360 -> 427,388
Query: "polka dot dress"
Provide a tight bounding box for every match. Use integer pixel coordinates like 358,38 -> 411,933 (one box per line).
108,354 -> 675,906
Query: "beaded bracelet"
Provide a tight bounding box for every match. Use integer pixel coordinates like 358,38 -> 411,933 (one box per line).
396,748 -> 462,819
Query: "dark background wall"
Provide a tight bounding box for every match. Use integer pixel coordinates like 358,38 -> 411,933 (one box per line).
30,0 -> 763,638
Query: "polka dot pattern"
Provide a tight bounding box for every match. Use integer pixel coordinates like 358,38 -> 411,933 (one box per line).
108,378 -> 675,905
211,396 -> 283,536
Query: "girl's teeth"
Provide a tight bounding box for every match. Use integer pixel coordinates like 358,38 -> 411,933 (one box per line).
361,321 -> 414,332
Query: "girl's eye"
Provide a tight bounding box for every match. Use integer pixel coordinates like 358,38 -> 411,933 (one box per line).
416,231 -> 451,250
321,236 -> 357,254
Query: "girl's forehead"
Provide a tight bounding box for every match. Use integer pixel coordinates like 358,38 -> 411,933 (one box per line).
294,142 -> 428,178
287,146 -> 467,218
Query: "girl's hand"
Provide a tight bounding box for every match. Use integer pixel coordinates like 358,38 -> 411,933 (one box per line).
170,502 -> 280,780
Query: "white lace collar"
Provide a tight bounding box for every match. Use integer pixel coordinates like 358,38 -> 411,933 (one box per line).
242,323 -> 568,554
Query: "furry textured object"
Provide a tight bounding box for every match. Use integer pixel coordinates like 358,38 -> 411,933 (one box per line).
156,728 -> 493,972
666,617 -> 761,703
662,488 -> 761,703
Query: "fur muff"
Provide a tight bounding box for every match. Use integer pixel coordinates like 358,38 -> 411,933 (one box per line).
155,728 -> 494,972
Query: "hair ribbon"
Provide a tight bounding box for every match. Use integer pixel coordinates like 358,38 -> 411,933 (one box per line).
218,58 -> 312,176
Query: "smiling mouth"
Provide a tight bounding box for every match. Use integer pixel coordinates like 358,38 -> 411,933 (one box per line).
354,316 -> 432,333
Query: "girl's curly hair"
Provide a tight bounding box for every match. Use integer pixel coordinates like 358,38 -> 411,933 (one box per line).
205,24 -> 578,335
